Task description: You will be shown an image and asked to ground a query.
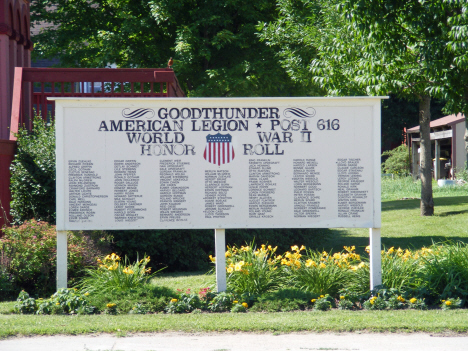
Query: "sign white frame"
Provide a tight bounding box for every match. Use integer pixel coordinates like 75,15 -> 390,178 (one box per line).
53,96 -> 384,292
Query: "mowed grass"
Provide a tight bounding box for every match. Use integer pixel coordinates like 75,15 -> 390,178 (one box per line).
381,177 -> 468,201
1,310 -> 468,338
151,271 -> 215,292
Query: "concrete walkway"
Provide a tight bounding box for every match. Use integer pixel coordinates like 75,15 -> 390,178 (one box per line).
1,332 -> 467,351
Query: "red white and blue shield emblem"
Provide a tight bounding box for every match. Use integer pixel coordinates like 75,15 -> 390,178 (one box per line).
203,133 -> 235,166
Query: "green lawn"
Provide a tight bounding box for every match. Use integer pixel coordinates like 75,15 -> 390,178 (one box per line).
151,271 -> 215,292
1,310 -> 468,338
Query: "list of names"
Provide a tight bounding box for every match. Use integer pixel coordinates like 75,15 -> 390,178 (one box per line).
114,160 -> 146,222
337,158 -> 368,218
68,160 -> 108,222
204,170 -> 234,218
293,159 -> 325,218
159,160 -> 190,222
248,159 -> 279,218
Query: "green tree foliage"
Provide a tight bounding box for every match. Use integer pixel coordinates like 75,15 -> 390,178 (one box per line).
261,0 -> 468,216
10,116 -> 56,224
381,144 -> 410,176
333,0 -> 468,216
31,0 -> 307,97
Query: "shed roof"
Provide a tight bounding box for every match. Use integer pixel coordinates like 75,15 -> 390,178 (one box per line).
407,113 -> 465,133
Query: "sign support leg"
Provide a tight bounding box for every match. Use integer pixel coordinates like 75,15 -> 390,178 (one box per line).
369,227 -> 382,290
214,228 -> 226,292
56,230 -> 68,290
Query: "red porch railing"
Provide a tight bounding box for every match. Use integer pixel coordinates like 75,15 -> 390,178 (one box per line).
9,67 -> 185,140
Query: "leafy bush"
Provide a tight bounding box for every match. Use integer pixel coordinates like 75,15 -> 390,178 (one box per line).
361,286 -> 427,311
85,285 -> 173,314
284,246 -> 362,296
363,295 -> 387,310
230,302 -> 248,313
407,297 -> 427,310
14,290 -> 37,314
165,289 -> 202,313
223,243 -> 286,295
13,288 -> 96,315
312,295 -> 333,311
455,162 -> 468,182
250,289 -> 316,312
381,144 -> 410,176
441,297 -> 463,310
0,268 -> 17,301
207,291 -> 236,312
10,116 -> 56,224
418,242 -> 468,304
0,220 -> 106,296
337,298 -> 354,310
77,253 -> 161,294
351,246 -> 423,295
337,290 -> 365,310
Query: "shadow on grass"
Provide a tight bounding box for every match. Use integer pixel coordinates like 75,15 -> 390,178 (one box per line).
382,196 -> 468,212
157,270 -> 212,278
317,231 -> 468,255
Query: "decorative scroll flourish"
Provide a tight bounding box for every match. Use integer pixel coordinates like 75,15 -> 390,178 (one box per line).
122,108 -> 155,119
284,107 -> 316,118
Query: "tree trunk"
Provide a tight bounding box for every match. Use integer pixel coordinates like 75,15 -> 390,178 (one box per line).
419,95 -> 434,216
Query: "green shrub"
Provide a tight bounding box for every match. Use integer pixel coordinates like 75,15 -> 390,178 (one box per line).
85,285 -> 173,313
441,297 -> 463,310
250,298 -> 305,312
77,253 -> 161,295
0,220 -> 105,296
419,242 -> 468,304
381,144 -> 410,176
351,246 -> 424,295
337,298 -> 354,310
46,288 -> 97,315
312,295 -> 333,311
363,296 -> 387,310
0,268 -> 17,301
455,162 -> 468,182
250,289 -> 316,312
165,289 -> 202,313
407,297 -> 427,310
223,243 -> 286,295
284,246 -> 361,296
207,291 -> 236,312
13,291 -> 37,314
230,302 -> 247,313
10,116 -> 56,224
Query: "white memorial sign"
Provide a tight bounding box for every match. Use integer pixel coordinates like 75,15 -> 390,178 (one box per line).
55,97 -> 381,231
54,97 -> 384,291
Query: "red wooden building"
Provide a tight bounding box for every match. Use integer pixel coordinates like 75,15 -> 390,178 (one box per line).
0,0 -> 184,227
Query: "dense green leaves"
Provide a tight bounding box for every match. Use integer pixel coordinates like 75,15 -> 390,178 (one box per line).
10,117 -> 56,224
31,0 -> 307,97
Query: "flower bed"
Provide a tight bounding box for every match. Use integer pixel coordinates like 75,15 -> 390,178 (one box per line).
10,241 -> 468,315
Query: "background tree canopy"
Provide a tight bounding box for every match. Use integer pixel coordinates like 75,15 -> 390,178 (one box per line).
31,0 -> 313,97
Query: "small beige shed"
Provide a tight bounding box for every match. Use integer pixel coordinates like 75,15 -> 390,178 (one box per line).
406,114 -> 467,180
